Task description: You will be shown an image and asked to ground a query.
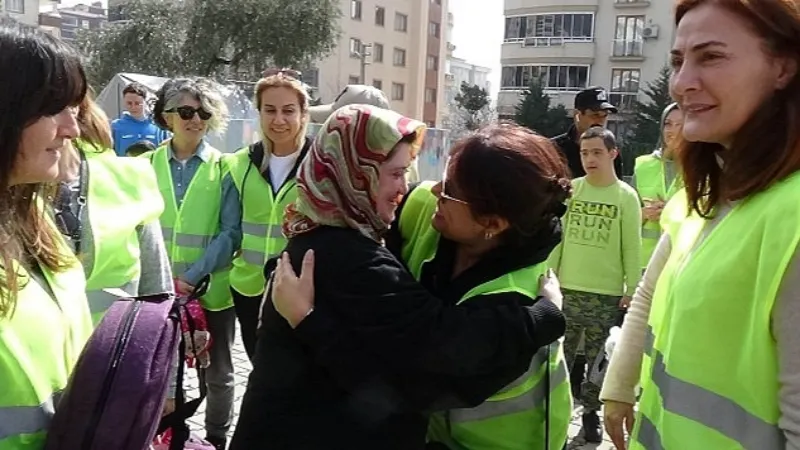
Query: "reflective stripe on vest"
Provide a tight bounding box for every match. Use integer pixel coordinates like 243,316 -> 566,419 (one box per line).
634,154 -> 681,268
638,350 -> 783,450
86,280 -> 138,314
449,343 -> 568,423
0,391 -> 62,441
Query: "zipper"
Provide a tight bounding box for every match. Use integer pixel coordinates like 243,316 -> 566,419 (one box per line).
81,299 -> 143,448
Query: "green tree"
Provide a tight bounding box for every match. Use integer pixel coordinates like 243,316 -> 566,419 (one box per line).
627,65 -> 673,156
76,0 -> 341,88
453,82 -> 492,131
514,79 -> 571,138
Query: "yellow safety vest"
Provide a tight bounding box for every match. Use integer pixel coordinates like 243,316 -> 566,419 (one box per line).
146,145 -> 233,311
80,147 -> 164,323
228,146 -> 299,297
630,172 -> 800,450
0,231 -> 92,449
400,182 -> 572,450
634,153 -> 682,268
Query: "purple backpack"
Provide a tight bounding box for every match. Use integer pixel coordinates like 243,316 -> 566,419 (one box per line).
44,292 -> 180,450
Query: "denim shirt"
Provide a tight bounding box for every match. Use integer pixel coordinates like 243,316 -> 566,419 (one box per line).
167,141 -> 242,285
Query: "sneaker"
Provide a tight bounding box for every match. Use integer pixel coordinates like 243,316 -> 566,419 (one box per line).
581,410 -> 603,443
204,434 -> 227,450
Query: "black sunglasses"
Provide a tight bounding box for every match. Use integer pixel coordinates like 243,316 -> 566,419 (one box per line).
167,106 -> 212,121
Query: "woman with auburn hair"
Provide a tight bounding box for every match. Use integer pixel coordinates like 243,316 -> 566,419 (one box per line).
0,27 -> 92,449
600,0 -> 800,449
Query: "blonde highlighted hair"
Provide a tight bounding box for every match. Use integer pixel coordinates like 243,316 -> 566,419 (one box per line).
254,73 -> 310,153
78,92 -> 113,150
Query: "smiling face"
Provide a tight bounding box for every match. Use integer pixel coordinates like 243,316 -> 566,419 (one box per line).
11,106 -> 80,186
670,3 -> 796,147
662,108 -> 684,155
165,95 -> 208,143
376,142 -> 412,224
259,86 -> 305,150
123,92 -> 145,118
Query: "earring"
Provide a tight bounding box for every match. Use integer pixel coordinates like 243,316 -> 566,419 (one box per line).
484,231 -> 494,240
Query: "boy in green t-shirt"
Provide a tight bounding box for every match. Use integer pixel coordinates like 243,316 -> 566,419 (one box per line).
549,126 -> 642,443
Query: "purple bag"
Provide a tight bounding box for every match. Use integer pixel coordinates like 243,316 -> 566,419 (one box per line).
44,292 -> 180,450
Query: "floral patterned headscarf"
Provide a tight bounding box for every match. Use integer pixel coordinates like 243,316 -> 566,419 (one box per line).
283,104 -> 426,242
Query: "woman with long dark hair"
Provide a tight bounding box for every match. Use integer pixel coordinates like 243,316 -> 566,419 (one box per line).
0,27 -> 92,449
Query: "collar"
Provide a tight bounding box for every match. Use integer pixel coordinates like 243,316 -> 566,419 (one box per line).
168,140 -> 210,163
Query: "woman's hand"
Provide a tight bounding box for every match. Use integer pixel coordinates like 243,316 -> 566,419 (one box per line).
271,250 -> 316,328
604,400 -> 636,449
538,269 -> 563,309
174,278 -> 195,296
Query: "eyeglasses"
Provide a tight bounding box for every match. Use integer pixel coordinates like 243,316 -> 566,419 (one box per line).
440,178 -> 469,205
167,106 -> 212,121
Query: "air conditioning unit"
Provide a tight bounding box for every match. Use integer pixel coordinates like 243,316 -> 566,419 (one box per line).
643,24 -> 660,39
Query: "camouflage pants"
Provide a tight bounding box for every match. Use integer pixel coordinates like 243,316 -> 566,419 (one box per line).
562,288 -> 621,412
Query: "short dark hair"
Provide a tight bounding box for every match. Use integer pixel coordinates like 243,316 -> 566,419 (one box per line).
448,122 -> 571,246
580,126 -> 617,150
122,82 -> 147,98
125,140 -> 157,157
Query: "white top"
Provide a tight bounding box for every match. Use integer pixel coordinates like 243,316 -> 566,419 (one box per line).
269,152 -> 300,193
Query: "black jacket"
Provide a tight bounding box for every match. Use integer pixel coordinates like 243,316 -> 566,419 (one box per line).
552,124 -> 624,178
230,226 -> 565,450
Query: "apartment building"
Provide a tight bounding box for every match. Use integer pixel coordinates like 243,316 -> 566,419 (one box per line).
497,0 -> 674,138
1,0 -> 41,27
314,0 -> 448,126
39,2 -> 107,42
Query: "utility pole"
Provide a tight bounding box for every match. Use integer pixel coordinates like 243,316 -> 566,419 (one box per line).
356,42 -> 372,85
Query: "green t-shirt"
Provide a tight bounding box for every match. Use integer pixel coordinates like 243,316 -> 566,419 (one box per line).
549,177 -> 642,296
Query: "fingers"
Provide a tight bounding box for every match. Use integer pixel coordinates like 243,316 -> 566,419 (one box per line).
279,252 -> 298,278
299,249 -> 315,284
626,410 -> 636,435
607,420 -> 627,450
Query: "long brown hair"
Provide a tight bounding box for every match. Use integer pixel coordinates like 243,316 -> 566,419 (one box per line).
0,28 -> 86,318
78,91 -> 113,150
675,0 -> 800,217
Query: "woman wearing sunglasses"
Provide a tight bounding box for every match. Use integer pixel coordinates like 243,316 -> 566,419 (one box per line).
231,106 -> 566,450
0,27 -> 93,449
54,93 -> 172,324
146,77 -> 242,450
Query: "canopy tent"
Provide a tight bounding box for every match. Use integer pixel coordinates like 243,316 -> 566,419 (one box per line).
95,72 -> 260,153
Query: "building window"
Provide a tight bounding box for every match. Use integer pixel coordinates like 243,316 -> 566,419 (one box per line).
613,16 -> 645,56
428,21 -> 440,38
426,55 -> 439,71
62,16 -> 78,26
392,83 -> 405,101
500,65 -> 589,91
373,43 -> 384,63
504,13 -> 594,44
373,79 -> 383,90
375,6 -> 385,26
609,68 -> 640,112
395,13 -> 408,32
393,48 -> 406,67
350,0 -> 362,20
425,88 -> 437,103
349,38 -> 362,57
6,0 -> 24,13
81,20 -> 90,29
349,75 -> 361,85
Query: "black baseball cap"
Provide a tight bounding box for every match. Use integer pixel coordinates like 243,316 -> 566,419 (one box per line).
574,86 -> 618,113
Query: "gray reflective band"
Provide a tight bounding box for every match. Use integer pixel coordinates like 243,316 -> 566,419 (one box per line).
450,348 -> 568,423
639,350 -> 784,449
242,222 -> 285,239
174,233 -> 211,248
161,227 -> 173,243
636,414 -> 665,450
87,280 -> 138,314
642,228 -> 662,239
240,249 -> 267,266
0,391 -> 62,441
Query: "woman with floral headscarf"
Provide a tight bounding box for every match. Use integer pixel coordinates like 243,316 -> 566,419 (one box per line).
230,105 -> 566,450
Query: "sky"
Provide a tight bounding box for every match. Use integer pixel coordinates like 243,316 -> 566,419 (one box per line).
447,0 -> 503,98
58,0 -> 504,96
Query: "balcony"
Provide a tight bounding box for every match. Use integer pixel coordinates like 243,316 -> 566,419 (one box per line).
610,39 -> 645,61
502,37 -> 595,61
614,0 -> 651,7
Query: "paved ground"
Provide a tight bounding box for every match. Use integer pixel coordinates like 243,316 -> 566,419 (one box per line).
183,327 -> 615,450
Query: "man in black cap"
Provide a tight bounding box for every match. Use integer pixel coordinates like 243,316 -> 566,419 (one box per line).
552,86 -> 623,178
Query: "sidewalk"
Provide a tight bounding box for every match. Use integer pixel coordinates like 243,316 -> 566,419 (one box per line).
184,328 -> 615,450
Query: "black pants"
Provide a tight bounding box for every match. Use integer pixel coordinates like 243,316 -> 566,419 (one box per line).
231,288 -> 262,361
